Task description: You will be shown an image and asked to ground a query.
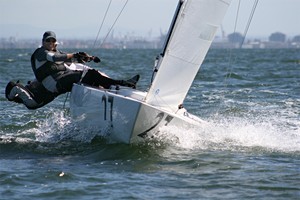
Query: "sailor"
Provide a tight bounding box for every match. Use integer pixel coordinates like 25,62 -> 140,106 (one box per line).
5,72 -> 140,109
5,31 -> 140,109
31,31 -> 137,94
5,71 -> 140,109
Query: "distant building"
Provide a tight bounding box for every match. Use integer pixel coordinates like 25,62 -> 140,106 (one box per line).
269,32 -> 286,42
292,35 -> 300,43
291,35 -> 300,48
1,31 -> 300,49
227,32 -> 244,45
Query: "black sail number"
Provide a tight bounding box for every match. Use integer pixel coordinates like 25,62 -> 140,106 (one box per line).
101,94 -> 114,122
138,112 -> 174,138
100,94 -> 174,138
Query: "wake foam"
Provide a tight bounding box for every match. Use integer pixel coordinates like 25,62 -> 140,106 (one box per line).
154,116 -> 300,153
34,109 -> 300,153
35,109 -> 99,143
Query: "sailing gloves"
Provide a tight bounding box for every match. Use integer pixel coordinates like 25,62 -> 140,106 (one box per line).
73,52 -> 101,63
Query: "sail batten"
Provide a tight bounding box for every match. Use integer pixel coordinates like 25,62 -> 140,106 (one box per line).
145,0 -> 231,112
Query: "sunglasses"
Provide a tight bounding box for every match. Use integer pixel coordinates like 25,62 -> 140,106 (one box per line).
45,38 -> 56,43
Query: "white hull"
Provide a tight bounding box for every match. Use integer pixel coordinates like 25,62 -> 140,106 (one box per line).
69,0 -> 232,144
70,84 -> 205,143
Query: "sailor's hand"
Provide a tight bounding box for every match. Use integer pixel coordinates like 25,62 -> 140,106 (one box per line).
78,52 -> 89,57
73,52 -> 101,63
74,52 -> 90,63
92,56 -> 101,63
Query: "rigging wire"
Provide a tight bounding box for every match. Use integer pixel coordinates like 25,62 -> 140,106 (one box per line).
93,0 -> 113,49
239,0 -> 259,48
96,0 -> 129,49
216,0 -> 242,107
62,0 -> 113,110
217,0 -> 259,114
223,0 -> 242,84
62,0 -> 129,110
224,0 -> 259,81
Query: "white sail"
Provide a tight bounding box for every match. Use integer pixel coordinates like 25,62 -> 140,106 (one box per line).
145,0 -> 231,112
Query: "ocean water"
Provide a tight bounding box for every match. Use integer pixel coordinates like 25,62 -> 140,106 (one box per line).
0,48 -> 299,199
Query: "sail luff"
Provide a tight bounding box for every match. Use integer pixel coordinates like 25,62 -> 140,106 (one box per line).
145,0 -> 231,112
161,0 -> 184,57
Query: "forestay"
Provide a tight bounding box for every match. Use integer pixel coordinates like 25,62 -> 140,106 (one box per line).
145,0 -> 231,112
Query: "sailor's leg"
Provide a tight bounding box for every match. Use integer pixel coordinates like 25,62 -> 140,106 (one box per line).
81,69 -> 138,89
56,71 -> 83,93
6,81 -> 39,108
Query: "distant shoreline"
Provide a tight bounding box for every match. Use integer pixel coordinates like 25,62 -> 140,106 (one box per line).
1,38 -> 299,49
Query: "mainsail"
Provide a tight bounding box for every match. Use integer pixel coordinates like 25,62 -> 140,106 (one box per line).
145,0 -> 231,112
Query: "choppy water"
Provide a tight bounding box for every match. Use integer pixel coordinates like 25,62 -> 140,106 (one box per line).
0,48 -> 299,199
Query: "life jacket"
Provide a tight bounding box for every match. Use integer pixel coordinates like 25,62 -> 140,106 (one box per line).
25,80 -> 57,105
31,48 -> 66,82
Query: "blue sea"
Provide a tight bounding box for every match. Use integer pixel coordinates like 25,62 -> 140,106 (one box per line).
0,48 -> 299,199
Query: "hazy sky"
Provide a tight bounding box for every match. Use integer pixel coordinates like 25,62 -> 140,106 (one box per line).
1,0 -> 300,39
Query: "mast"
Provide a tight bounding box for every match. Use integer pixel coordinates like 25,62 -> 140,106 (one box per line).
161,0 -> 184,57
150,0 -> 184,84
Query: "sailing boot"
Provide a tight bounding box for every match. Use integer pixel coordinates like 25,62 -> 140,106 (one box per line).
126,75 -> 140,86
5,81 -> 23,103
5,81 -> 16,100
116,75 -> 140,89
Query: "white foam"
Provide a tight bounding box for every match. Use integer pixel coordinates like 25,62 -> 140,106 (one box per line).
34,108 -> 300,153
35,109 -> 106,143
155,115 -> 300,153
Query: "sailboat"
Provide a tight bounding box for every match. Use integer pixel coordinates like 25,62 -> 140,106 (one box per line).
70,0 -> 232,143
